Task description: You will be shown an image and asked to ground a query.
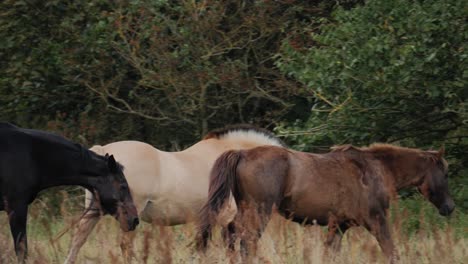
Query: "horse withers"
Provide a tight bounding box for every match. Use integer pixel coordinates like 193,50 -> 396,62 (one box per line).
0,123 -> 138,262
196,144 -> 455,263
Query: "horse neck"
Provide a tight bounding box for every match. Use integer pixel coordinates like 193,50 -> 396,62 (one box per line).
41,148 -> 107,190
79,150 -> 109,179
373,150 -> 427,191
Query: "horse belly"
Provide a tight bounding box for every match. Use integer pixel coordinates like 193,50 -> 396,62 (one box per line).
285,203 -> 332,225
143,154 -> 210,225
282,190 -> 344,226
139,199 -> 198,225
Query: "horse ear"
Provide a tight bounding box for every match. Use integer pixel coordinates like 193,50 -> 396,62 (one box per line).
427,146 -> 445,159
438,146 -> 445,157
107,154 -> 118,173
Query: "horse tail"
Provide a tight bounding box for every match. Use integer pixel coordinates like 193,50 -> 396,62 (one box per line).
196,150 -> 243,251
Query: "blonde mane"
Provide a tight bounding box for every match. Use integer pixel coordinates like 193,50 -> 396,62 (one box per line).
203,124 -> 284,147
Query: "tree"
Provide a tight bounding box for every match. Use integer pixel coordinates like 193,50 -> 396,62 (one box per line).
75,0 -> 351,142
2,0 -> 358,147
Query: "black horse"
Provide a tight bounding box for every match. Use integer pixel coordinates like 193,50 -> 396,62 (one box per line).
0,122 -> 139,262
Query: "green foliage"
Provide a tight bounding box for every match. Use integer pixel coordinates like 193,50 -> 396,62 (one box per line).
393,196 -> 467,237
0,1 -> 95,125
72,0 -> 317,145
277,0 -> 467,211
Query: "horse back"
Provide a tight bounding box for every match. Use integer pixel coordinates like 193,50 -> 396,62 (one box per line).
0,125 -> 34,159
0,122 -> 18,130
0,127 -> 39,203
0,125 -> 83,192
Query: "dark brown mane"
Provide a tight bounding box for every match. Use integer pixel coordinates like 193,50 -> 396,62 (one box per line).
332,143 -> 445,169
332,143 -> 427,154
365,143 -> 422,153
365,143 -> 444,164
202,124 -> 285,146
330,144 -> 361,152
332,143 -> 419,153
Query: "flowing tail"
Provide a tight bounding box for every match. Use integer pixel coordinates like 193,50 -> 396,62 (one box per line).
196,150 -> 243,251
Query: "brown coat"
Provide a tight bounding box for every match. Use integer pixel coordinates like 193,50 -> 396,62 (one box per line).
197,144 -> 454,263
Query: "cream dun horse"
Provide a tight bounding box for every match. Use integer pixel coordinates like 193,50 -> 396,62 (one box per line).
64,125 -> 283,263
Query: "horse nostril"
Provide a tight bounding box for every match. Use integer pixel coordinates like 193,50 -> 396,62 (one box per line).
133,218 -> 140,229
448,204 -> 455,215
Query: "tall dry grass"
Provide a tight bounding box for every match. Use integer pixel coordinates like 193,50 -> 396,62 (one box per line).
0,196 -> 467,264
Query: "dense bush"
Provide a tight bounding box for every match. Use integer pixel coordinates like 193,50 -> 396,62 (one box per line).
277,0 -> 467,212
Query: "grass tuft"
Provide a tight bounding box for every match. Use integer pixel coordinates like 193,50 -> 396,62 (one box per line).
0,197 -> 467,263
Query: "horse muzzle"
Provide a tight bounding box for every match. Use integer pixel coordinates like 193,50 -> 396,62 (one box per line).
128,216 -> 140,231
116,205 -> 139,231
438,201 -> 455,216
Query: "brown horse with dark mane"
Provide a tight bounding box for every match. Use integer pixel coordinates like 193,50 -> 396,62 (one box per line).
196,143 -> 455,263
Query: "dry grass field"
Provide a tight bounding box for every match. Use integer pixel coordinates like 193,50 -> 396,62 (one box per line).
1,194 -> 467,264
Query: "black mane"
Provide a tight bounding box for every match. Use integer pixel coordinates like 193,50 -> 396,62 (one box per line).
0,122 -> 17,129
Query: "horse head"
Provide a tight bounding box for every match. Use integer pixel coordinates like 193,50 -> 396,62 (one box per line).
94,154 -> 139,231
417,147 -> 455,216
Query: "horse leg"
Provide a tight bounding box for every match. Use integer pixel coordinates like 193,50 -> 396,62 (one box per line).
325,220 -> 349,252
7,200 -> 29,263
221,222 -> 236,251
238,204 -> 272,262
119,197 -> 151,263
366,215 -> 398,264
0,193 -> 4,211
64,212 -> 100,264
65,191 -> 101,264
323,219 -> 349,262
120,231 -> 137,264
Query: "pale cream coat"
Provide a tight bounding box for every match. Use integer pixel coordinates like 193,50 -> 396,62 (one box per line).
65,129 -> 282,263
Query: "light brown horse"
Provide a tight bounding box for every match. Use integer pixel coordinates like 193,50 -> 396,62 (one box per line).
64,125 -> 283,264
196,144 -> 455,263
